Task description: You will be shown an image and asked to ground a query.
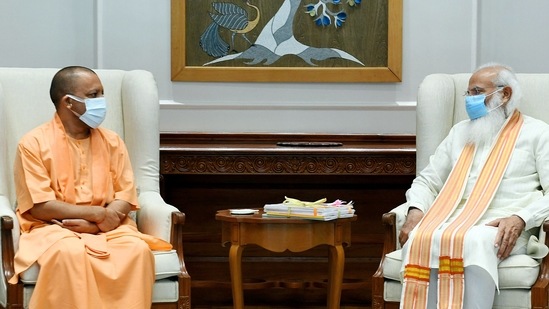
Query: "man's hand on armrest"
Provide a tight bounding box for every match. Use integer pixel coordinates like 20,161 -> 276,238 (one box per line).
486,215 -> 526,260
399,207 -> 424,247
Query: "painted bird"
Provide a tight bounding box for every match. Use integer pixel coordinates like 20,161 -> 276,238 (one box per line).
199,0 -> 260,58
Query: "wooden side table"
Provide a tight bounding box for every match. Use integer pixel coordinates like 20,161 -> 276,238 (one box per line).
215,209 -> 357,309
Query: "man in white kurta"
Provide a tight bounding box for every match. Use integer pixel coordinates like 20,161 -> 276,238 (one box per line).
399,63 -> 549,308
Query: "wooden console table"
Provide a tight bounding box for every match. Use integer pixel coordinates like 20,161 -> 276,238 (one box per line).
159,133 -> 416,307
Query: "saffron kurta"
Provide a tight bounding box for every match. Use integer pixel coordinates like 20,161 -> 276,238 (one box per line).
401,114 -> 549,287
11,113 -> 171,309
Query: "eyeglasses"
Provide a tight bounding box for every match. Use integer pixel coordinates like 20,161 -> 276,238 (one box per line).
463,85 -> 506,97
463,85 -> 505,96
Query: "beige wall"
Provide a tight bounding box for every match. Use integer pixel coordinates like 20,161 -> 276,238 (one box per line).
2,0 -> 549,134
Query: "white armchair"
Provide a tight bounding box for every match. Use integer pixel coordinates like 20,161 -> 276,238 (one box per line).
372,73 -> 549,309
0,68 -> 191,308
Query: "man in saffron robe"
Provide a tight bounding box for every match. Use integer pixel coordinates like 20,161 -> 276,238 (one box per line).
399,63 -> 549,308
10,66 -> 171,308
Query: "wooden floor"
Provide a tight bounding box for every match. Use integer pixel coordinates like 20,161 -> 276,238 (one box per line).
191,288 -> 372,309
193,305 -> 371,309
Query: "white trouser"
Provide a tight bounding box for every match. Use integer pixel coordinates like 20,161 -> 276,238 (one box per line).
427,266 -> 495,309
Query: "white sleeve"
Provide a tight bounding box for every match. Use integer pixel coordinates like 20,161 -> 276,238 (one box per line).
514,123 -> 549,230
405,125 -> 461,214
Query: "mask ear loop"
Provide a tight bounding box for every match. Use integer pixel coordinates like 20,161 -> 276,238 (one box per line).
65,96 -> 83,117
485,87 -> 504,97
486,88 -> 505,113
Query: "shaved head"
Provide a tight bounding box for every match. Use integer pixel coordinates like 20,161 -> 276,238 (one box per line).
49,66 -> 97,107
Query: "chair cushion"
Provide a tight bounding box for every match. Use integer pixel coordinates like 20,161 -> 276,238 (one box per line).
20,249 -> 180,284
382,249 -> 540,289
153,249 -> 181,280
382,278 -> 532,308
383,280 -> 403,302
382,250 -> 404,282
151,279 -> 179,303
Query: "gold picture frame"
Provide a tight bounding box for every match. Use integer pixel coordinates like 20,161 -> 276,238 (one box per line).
171,0 -> 402,83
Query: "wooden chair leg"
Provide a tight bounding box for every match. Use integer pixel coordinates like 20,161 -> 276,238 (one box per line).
5,282 -> 24,309
372,212 -> 398,309
372,270 -> 387,309
171,212 -> 191,309
531,282 -> 549,309
531,221 -> 549,309
2,216 -> 25,308
177,273 -> 191,309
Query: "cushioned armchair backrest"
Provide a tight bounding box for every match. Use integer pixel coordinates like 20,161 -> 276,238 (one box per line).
416,73 -> 549,173
0,68 -> 161,208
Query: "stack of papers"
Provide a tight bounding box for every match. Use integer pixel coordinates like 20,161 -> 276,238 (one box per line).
263,197 -> 355,221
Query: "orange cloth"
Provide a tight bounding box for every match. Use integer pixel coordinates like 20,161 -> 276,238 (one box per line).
11,113 -> 172,308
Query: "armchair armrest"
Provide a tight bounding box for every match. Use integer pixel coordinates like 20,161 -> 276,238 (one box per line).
372,203 -> 406,307
0,195 -> 22,307
136,191 -> 181,243
375,202 -> 409,267
371,202 -> 419,308
0,195 -> 17,277
531,219 -> 549,306
136,191 -> 191,300
389,202 -> 409,250
539,219 -> 549,245
1,216 -> 17,298
0,196 -> 18,249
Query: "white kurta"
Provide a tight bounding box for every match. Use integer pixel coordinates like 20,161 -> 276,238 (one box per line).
401,114 -> 549,286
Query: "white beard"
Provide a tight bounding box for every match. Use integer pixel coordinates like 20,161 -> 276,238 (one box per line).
465,95 -> 507,146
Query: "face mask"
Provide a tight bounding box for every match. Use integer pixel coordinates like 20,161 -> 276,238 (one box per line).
66,94 -> 107,128
465,88 -> 503,120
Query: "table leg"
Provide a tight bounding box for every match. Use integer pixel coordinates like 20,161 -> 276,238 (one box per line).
327,244 -> 345,309
229,244 -> 244,309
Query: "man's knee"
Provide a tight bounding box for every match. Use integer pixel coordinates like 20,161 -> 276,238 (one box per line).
111,236 -> 152,257
42,237 -> 87,264
463,266 -> 495,309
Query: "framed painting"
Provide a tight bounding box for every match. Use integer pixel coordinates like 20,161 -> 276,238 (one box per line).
171,0 -> 402,82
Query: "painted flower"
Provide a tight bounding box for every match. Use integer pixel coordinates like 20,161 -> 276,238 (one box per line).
334,12 -> 347,27
315,15 -> 331,26
305,4 -> 317,16
347,0 -> 361,6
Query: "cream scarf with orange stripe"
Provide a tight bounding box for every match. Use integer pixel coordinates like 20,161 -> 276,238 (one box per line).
402,110 -> 523,309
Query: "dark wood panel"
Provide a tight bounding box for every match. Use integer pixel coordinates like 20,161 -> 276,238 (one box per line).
160,133 -> 415,308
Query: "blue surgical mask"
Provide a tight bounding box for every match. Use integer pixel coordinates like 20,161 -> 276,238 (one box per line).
67,94 -> 107,128
465,88 -> 503,120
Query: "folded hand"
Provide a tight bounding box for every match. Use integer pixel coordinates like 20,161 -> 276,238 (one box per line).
96,208 -> 124,232
52,218 -> 100,234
